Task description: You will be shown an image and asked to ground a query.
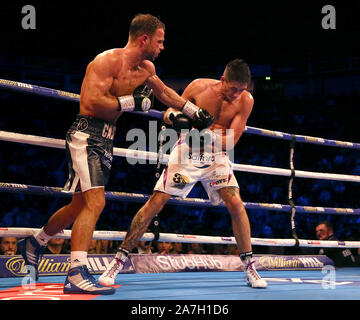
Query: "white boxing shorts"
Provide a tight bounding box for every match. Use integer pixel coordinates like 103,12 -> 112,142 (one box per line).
154,133 -> 239,205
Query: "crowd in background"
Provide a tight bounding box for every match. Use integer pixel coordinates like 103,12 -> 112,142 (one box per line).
0,56 -> 360,262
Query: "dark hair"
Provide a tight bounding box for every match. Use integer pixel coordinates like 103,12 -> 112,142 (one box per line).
224,59 -> 251,85
316,220 -> 334,231
129,14 -> 165,40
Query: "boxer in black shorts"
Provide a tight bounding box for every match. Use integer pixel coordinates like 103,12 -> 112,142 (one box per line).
63,114 -> 116,193
18,14 -> 212,295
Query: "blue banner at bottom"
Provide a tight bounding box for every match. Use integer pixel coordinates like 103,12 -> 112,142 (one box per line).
0,254 -> 134,278
130,254 -> 334,273
0,254 -> 334,278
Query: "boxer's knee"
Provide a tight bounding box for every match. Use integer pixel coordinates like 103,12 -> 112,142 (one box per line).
83,187 -> 106,214
147,191 -> 170,214
220,187 -> 245,212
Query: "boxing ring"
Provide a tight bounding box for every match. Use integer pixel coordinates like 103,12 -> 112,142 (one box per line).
0,79 -> 360,302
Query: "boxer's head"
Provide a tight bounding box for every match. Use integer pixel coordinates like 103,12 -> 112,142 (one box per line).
220,59 -> 251,101
129,14 -> 165,61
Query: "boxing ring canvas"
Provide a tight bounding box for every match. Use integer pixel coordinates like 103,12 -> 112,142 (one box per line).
0,79 -> 360,304
0,269 -> 359,300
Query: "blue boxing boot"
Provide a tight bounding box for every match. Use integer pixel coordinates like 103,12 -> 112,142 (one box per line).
63,265 -> 115,295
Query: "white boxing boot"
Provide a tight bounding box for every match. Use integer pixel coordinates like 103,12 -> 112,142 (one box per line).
240,252 -> 267,288
98,248 -> 129,286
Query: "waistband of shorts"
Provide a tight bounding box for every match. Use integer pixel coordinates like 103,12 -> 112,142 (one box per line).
175,137 -> 227,157
71,114 -> 116,140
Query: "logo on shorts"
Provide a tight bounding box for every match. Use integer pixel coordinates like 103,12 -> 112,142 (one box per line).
172,173 -> 189,189
102,123 -> 116,140
77,118 -> 88,131
188,152 -> 215,162
209,178 -> 228,188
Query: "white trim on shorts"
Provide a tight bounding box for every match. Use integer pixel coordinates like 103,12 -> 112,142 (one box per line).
67,131 -> 92,193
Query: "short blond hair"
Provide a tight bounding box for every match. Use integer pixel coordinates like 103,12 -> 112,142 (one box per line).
129,14 -> 165,40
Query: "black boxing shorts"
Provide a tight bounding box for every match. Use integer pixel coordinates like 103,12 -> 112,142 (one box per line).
63,114 -> 116,193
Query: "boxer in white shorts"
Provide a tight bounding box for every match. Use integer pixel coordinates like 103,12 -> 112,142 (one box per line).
154,131 -> 239,206
100,59 -> 267,289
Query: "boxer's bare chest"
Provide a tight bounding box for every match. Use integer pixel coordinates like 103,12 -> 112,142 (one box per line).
110,65 -> 149,97
194,88 -> 239,129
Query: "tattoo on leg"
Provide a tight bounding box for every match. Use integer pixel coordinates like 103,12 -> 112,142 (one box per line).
223,187 -> 239,197
122,211 -> 151,251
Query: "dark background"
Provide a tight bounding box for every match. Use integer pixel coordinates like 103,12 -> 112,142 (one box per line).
0,1 -> 360,254
1,1 -> 360,73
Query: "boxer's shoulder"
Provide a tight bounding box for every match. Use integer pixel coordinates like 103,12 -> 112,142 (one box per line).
238,90 -> 254,106
93,48 -> 123,62
139,59 -> 155,74
233,90 -> 254,115
88,49 -> 124,76
185,78 -> 218,96
190,78 -> 218,88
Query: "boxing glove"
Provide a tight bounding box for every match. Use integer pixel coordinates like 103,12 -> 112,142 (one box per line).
118,84 -> 153,112
181,100 -> 214,130
167,112 -> 192,132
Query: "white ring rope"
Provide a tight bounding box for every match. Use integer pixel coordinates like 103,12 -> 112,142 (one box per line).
1,79 -> 359,250
1,78 -> 360,149
1,130 -> 359,183
1,227 -> 359,248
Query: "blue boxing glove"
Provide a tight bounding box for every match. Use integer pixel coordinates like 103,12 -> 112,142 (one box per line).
117,84 -> 153,112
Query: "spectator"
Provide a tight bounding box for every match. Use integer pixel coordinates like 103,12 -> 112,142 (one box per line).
99,240 -> 113,254
188,243 -> 207,254
88,239 -> 99,254
87,239 -> 115,254
211,244 -> 225,255
0,237 -> 18,255
43,238 -> 69,254
225,244 -> 240,255
136,240 -> 153,254
155,242 -> 173,254
170,242 -> 184,254
315,221 -> 358,267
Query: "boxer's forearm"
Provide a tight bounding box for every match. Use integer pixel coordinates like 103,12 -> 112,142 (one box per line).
158,86 -> 187,110
146,75 -> 186,110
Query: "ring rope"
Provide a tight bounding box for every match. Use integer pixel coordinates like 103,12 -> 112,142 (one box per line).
1,130 -> 359,183
1,227 -> 359,248
1,79 -> 359,250
0,182 -> 359,215
1,78 -> 359,149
